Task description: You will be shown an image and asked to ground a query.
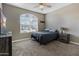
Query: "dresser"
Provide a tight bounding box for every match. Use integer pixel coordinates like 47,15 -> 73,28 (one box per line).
0,33 -> 12,56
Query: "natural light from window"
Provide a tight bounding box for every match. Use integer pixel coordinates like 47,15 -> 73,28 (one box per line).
20,13 -> 38,33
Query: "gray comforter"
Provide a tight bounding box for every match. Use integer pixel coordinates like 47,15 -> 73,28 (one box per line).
31,31 -> 59,44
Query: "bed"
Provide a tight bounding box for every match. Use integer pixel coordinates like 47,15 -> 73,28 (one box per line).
31,30 -> 59,44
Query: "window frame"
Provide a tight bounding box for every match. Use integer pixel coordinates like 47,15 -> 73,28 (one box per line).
20,13 -> 38,33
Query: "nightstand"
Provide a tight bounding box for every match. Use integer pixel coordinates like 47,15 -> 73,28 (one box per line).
58,33 -> 70,43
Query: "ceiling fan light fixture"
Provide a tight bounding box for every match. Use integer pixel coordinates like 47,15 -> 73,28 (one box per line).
39,4 -> 44,9
34,3 -> 52,11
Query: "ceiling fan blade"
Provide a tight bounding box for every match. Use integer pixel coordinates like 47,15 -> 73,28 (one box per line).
42,3 -> 52,8
33,3 -> 52,11
47,5 -> 52,8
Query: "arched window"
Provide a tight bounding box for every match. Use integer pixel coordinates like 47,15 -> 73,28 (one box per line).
20,13 -> 38,33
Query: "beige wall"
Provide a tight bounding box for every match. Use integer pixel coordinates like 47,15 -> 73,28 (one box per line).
3,4 -> 45,41
0,3 -> 1,28
0,8 -> 1,27
46,3 -> 79,43
0,3 -> 2,8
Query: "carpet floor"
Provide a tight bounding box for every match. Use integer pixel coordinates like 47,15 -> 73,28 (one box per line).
12,39 -> 79,56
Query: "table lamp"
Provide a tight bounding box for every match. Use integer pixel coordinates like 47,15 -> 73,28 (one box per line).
1,12 -> 7,34
60,27 -> 69,34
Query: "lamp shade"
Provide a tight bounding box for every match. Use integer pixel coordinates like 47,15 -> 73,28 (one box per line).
1,12 -> 6,27
60,27 -> 69,31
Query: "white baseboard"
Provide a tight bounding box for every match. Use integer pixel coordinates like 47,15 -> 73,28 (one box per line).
12,38 -> 30,43
70,41 -> 79,46
12,38 -> 79,46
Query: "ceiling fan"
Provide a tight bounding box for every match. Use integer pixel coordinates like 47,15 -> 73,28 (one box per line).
35,3 -> 52,10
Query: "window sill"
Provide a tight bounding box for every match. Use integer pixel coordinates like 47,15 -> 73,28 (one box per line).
20,30 -> 38,33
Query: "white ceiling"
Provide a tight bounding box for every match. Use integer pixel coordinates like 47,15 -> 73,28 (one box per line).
7,3 -> 71,14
